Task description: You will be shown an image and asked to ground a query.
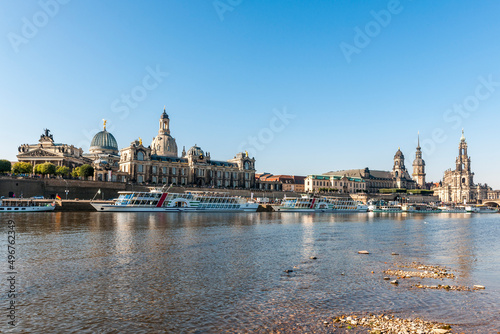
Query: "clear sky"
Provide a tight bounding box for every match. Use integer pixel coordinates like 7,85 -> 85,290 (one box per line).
2,1 -> 500,187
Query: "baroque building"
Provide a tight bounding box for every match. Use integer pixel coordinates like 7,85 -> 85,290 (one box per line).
323,148 -> 417,193
433,130 -> 490,203
412,134 -> 426,188
17,129 -> 90,169
119,108 -> 256,188
84,120 -> 127,182
304,174 -> 366,193
255,174 -> 306,192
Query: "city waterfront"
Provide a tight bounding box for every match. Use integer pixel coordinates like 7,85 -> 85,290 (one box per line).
1,212 -> 499,333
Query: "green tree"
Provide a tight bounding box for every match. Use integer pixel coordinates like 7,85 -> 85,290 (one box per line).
71,167 -> 80,178
0,159 -> 11,173
79,164 -> 94,179
12,162 -> 33,174
56,166 -> 70,177
36,163 -> 56,176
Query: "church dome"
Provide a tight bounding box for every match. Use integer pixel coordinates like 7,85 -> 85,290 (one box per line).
394,148 -> 404,159
413,157 -> 425,166
90,130 -> 118,152
151,134 -> 178,157
187,145 -> 204,157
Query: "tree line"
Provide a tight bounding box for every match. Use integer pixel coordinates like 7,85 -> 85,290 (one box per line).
0,160 -> 94,178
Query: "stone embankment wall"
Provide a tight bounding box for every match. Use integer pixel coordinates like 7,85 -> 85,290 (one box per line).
0,177 -> 296,200
0,177 -> 439,203
0,177 -> 137,200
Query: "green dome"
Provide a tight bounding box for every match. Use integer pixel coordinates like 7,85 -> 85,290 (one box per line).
90,130 -> 118,151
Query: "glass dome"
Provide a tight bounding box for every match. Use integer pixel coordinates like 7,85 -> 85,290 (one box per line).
90,130 -> 118,151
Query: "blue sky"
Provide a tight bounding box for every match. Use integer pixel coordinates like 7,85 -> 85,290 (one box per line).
2,1 -> 500,187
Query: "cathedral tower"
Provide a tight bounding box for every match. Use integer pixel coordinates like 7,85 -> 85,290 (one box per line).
151,107 -> 178,157
456,129 -> 471,173
392,148 -> 408,188
412,133 -> 426,188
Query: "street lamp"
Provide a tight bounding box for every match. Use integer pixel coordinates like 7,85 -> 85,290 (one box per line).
63,179 -> 69,200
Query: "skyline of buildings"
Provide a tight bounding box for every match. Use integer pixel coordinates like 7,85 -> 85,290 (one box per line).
12,106 -> 499,202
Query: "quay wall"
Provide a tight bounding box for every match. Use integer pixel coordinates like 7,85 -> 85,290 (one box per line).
0,177 -> 439,203
0,177 -> 296,200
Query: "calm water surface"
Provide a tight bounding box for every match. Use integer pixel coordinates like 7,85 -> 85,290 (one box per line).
1,212 -> 499,333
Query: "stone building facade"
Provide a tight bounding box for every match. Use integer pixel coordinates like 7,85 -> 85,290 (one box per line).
432,130 -> 490,203
304,174 -> 366,193
17,129 -> 90,169
84,120 -> 128,182
322,148 -> 417,193
119,109 -> 256,188
412,134 -> 426,188
255,174 -> 305,192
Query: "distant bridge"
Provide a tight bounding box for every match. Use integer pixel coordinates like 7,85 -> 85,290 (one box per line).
480,200 -> 500,207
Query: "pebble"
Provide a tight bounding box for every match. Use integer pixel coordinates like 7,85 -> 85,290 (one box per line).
358,250 -> 370,254
390,280 -> 399,285
284,269 -> 293,273
473,285 -> 485,289
391,252 -> 399,255
432,329 -> 450,334
383,277 -> 390,280
309,256 -> 317,260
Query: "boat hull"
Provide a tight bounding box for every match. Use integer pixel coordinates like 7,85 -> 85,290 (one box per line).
91,203 -> 259,212
0,205 -> 55,213
271,206 -> 367,213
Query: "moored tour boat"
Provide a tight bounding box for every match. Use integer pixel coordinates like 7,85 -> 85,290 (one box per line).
91,190 -> 259,212
438,205 -> 467,213
368,200 -> 402,213
465,205 -> 498,213
0,199 -> 56,213
401,204 -> 442,213
271,194 -> 368,212
371,205 -> 402,213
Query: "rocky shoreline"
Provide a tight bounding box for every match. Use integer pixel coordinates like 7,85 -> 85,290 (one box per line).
327,314 -> 453,334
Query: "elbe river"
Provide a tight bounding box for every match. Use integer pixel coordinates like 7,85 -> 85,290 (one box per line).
1,212 -> 499,333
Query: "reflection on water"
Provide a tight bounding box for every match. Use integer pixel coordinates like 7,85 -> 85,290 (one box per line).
1,212 -> 499,333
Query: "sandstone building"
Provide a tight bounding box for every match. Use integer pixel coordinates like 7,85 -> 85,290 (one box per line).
319,147 -> 417,193
84,120 -> 128,182
412,134 -> 426,188
432,130 -> 490,203
118,108 -> 256,188
17,129 -> 89,169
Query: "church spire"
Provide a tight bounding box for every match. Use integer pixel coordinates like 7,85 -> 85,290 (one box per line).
413,131 -> 426,188
460,128 -> 465,142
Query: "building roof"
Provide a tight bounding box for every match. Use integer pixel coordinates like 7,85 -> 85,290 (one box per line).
324,169 -> 401,181
187,145 -> 204,157
308,174 -> 365,182
90,130 -> 118,151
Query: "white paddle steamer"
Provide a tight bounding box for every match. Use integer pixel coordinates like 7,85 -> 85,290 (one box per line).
91,190 -> 259,212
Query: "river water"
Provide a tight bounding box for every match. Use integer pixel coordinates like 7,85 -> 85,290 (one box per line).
1,212 -> 499,333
